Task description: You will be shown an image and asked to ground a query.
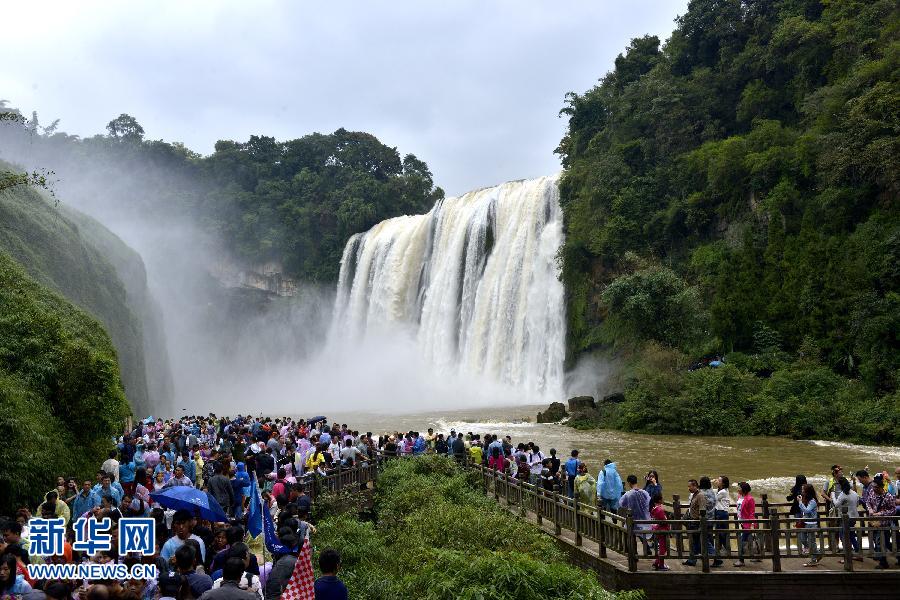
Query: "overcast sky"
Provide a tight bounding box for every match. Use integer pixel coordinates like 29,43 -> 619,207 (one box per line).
1,1 -> 687,196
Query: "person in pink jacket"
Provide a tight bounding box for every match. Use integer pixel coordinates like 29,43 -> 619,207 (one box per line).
734,481 -> 757,566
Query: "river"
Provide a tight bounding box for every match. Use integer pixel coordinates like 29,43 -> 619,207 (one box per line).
324,405 -> 900,503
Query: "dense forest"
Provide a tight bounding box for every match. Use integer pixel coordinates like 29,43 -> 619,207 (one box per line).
557,0 -> 898,441
0,111 -> 444,282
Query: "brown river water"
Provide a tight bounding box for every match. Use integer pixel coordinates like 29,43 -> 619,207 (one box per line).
324,405 -> 900,503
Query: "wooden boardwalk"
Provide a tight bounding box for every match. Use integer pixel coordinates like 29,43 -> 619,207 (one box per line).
471,464 -> 900,599
294,458 -> 900,599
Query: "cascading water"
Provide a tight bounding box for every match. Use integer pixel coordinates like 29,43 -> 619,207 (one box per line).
332,175 -> 565,401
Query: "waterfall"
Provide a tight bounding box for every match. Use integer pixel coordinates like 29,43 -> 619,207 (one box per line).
332,175 -> 565,399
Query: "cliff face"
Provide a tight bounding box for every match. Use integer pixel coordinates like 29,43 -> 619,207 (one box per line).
0,182 -> 172,416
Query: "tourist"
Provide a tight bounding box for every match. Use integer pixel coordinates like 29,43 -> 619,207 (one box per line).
101,450 -> 120,483
528,445 -> 545,485
564,450 -> 582,498
683,478 -> 715,567
119,453 -> 136,496
831,476 -> 861,561
264,533 -> 299,599
650,493 -> 669,571
698,476 -> 722,567
734,481 -> 757,567
714,476 -> 731,557
73,480 -> 101,517
314,548 -> 348,600
209,545 -> 261,598
597,460 -> 623,513
469,439 -> 484,466
540,467 -> 555,493
865,474 -> 897,569
0,555 -> 31,597
451,433 -> 465,462
164,464 -> 194,488
619,474 -> 652,557
208,463 -> 235,516
153,471 -> 167,492
644,470 -> 661,500
160,510 -> 207,564
201,557 -> 259,600
547,448 -> 561,478
574,463 -> 596,507
798,483 -> 821,567
786,474 -> 807,517
487,446 -> 505,472
172,544 -> 214,597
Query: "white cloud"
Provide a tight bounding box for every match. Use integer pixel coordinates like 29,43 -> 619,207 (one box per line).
1,0 -> 686,195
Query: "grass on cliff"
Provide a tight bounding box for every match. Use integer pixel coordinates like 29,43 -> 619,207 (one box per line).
312,455 -> 644,600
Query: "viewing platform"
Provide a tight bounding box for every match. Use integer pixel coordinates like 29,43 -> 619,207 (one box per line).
295,456 -> 900,599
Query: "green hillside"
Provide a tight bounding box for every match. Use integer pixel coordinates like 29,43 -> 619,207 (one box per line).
557,0 -> 899,441
0,252 -> 130,513
0,177 -> 163,415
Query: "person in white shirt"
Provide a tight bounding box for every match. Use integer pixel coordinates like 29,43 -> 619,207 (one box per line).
831,476 -> 861,559
528,445 -> 545,485
101,450 -> 120,482
714,476 -> 731,556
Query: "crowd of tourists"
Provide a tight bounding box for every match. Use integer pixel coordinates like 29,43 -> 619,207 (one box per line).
3,415 -> 900,600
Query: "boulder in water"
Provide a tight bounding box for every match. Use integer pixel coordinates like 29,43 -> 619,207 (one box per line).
536,402 -> 568,423
567,396 -> 596,412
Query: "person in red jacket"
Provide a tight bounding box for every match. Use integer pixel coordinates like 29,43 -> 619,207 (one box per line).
734,481 -> 757,567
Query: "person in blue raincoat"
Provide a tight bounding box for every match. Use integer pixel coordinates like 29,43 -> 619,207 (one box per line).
597,459 -> 624,512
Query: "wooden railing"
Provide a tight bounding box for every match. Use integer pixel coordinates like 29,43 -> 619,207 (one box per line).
470,463 -> 900,573
284,452 -> 899,575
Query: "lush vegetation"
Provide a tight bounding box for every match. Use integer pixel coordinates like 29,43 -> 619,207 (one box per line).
313,456 -> 642,600
0,176 -> 157,415
0,252 -> 130,514
557,0 -> 899,442
0,108 -> 444,282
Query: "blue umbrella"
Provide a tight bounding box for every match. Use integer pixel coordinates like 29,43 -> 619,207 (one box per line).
143,416 -> 155,424
150,486 -> 229,522
307,416 -> 327,425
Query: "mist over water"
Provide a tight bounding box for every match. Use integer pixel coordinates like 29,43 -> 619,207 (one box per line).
0,128 -> 575,416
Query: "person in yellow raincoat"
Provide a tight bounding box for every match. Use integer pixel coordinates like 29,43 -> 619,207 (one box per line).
575,463 -> 597,512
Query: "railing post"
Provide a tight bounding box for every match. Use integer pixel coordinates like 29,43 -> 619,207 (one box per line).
554,493 -> 562,536
574,498 -> 582,546
337,463 -> 343,491
597,503 -> 607,558
700,509 -> 710,573
840,507 -> 853,572
672,494 -> 684,559
770,509 -> 781,573
493,468 -> 499,501
761,494 -> 771,552
625,509 -> 637,572
536,486 -> 542,525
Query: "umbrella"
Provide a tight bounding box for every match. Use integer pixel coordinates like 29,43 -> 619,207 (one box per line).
143,416 -> 155,424
306,416 -> 327,426
150,486 -> 229,522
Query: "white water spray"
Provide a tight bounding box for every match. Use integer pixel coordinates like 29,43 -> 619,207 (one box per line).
332,175 -> 566,402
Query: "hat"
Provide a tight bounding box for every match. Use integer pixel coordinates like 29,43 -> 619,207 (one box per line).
873,474 -> 885,487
